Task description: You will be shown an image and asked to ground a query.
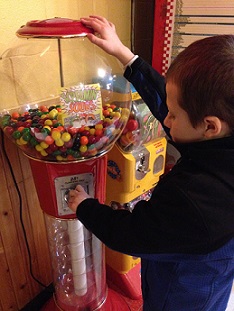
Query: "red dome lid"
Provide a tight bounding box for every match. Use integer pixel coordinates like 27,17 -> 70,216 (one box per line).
16,17 -> 94,38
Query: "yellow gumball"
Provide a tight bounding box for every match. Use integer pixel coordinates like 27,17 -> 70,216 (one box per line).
113,111 -> 121,119
51,130 -> 61,140
121,108 -> 130,117
89,128 -> 95,135
40,141 -> 49,149
35,144 -> 43,152
55,138 -> 64,147
44,119 -> 53,126
56,155 -> 64,161
19,137 -> 27,145
95,123 -> 103,130
61,132 -> 71,142
40,150 -> 48,157
48,109 -> 58,119
79,145 -> 87,153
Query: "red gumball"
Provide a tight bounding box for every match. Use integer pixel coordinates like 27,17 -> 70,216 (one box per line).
68,126 -> 78,136
49,143 -> 58,152
126,119 -> 138,131
81,130 -> 90,137
88,135 -> 96,144
45,147 -> 53,154
94,135 -> 102,143
59,145 -> 67,153
4,126 -> 14,136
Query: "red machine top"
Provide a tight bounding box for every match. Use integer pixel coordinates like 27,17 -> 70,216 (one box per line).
16,17 -> 94,38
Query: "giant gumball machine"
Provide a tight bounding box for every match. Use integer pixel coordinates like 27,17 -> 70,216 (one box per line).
0,18 -> 132,310
105,85 -> 167,300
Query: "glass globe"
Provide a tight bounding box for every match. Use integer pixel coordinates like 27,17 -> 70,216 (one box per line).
0,18 -> 131,162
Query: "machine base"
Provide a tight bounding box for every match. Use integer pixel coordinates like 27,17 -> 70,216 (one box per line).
41,288 -> 130,311
107,263 -> 142,300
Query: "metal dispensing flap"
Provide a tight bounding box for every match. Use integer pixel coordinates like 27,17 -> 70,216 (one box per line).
16,17 -> 94,38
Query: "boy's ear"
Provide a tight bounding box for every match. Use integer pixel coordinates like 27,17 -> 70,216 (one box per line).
203,116 -> 227,138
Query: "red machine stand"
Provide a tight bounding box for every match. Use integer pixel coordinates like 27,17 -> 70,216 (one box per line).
28,157 -> 131,310
41,288 -> 130,311
27,156 -> 132,311
106,263 -> 142,300
0,17 -> 133,311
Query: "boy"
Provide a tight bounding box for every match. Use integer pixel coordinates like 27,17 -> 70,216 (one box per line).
68,16 -> 234,310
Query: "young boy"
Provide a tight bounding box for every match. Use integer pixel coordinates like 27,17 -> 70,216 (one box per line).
68,16 -> 234,311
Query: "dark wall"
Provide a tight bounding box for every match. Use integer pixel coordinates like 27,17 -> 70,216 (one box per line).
131,0 -> 155,64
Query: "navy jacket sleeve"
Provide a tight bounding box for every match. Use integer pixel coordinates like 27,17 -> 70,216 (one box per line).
124,57 -> 170,137
76,136 -> 234,256
76,186 -> 209,256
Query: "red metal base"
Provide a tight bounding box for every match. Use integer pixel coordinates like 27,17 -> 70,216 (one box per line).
41,288 -> 130,311
29,154 -> 107,219
106,263 -> 142,300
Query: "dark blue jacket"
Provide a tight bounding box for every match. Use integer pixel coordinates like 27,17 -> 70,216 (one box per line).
77,57 -> 234,310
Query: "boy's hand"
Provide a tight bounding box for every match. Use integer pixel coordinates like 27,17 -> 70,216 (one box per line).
80,15 -> 134,65
68,185 -> 91,213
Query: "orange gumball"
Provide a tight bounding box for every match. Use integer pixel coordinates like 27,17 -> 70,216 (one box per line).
103,110 -> 110,117
11,112 -> 20,119
80,136 -> 89,145
17,126 -> 25,132
40,105 -> 49,112
44,136 -> 54,145
56,125 -> 64,132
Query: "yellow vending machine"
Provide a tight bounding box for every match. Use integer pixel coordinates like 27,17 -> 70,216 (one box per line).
105,86 -> 167,299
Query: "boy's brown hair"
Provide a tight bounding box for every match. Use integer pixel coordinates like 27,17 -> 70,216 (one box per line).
166,35 -> 234,134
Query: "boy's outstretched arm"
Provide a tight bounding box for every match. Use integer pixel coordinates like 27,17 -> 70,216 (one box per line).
81,16 -> 170,137
80,15 -> 135,66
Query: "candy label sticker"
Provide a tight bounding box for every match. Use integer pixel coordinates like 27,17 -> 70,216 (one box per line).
107,160 -> 121,181
60,83 -> 103,127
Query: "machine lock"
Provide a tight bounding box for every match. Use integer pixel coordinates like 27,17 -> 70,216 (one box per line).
137,153 -> 147,173
64,188 -> 75,204
134,147 -> 150,180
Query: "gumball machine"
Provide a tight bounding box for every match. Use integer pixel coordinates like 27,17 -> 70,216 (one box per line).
0,18 -> 132,310
105,85 -> 167,300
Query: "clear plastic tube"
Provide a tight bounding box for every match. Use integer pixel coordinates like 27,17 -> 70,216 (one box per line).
45,215 -> 107,311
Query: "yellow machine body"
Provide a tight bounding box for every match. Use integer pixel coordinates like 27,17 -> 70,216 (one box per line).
105,136 -> 167,274
106,136 -> 167,206
105,89 -> 167,299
